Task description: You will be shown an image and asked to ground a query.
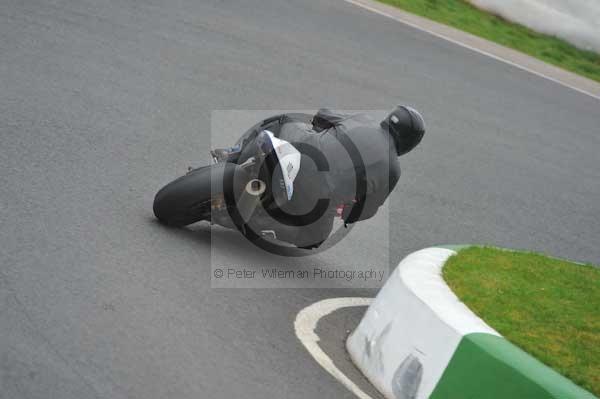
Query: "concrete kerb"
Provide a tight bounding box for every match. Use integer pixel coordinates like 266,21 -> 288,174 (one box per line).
346,246 -> 596,399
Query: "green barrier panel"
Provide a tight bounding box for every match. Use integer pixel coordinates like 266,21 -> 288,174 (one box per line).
430,333 -> 597,399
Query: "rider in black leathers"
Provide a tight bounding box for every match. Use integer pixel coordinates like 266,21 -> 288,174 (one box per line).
233,106 -> 425,249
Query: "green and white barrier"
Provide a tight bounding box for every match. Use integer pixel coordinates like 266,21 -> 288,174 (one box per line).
346,246 -> 596,399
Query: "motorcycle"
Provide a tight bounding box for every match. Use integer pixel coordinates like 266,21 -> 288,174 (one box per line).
153,115 -> 340,249
154,107 -> 425,252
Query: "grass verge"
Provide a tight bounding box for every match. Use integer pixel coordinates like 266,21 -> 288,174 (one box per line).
377,0 -> 600,83
443,246 -> 600,396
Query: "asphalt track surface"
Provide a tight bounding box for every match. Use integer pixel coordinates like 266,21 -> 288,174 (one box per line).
1,0 -> 599,398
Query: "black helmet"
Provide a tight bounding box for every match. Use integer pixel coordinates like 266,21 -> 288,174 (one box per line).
381,105 -> 425,156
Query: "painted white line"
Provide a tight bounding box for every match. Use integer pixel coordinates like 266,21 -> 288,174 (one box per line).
344,0 -> 600,101
294,297 -> 374,399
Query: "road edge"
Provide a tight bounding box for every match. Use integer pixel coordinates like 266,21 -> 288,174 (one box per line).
344,0 -> 600,101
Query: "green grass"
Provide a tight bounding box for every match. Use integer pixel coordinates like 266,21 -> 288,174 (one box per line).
443,247 -> 600,396
378,0 -> 600,83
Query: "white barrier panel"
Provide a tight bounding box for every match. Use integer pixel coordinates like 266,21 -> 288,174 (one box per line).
467,0 -> 600,52
346,247 -> 596,399
347,247 -> 498,398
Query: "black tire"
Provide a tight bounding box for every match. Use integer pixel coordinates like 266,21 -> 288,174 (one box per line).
153,163 -> 246,227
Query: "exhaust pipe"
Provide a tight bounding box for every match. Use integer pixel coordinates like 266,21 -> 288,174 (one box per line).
236,179 -> 266,222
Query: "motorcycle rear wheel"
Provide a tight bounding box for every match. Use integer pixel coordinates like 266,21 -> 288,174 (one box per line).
153,163 -> 242,227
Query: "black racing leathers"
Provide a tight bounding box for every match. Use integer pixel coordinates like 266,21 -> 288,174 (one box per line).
240,109 -> 400,248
